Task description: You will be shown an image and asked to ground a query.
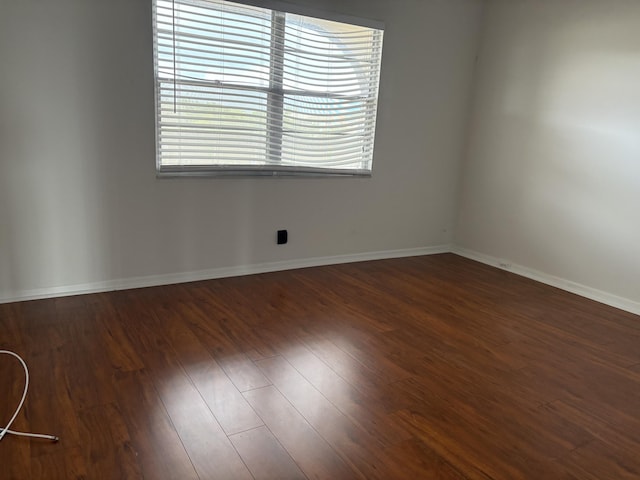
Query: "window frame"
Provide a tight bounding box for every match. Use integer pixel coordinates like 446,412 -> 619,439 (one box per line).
152,0 -> 384,178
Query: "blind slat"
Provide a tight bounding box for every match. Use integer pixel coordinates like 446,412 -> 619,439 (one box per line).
154,0 -> 383,174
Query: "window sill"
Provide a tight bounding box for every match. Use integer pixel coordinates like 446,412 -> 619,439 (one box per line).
156,166 -> 373,178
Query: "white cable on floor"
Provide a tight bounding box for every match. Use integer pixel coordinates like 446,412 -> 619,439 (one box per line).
0,350 -> 59,442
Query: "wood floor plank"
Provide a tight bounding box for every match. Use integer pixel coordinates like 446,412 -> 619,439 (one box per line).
291,269 -> 396,334
77,403 -> 143,479
177,300 -> 244,358
184,358 -> 264,435
216,351 -> 272,392
310,323 -> 413,386
154,303 -> 264,436
384,438 -> 469,480
0,303 -> 24,349
299,334 -> 392,403
393,405 -> 569,480
255,355 -> 413,479
547,400 -> 640,459
196,285 -> 280,359
141,347 -> 253,480
30,446 -> 87,480
243,385 -> 357,479
19,329 -> 82,459
229,426 -> 307,480
2,254 -> 640,479
90,294 -> 145,372
178,301 -> 271,392
112,291 -> 171,356
559,439 -> 640,480
113,370 -> 199,480
57,307 -> 118,411
278,341 -> 412,447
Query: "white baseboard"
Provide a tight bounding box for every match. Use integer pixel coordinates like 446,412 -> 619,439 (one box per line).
451,246 -> 640,316
0,245 -> 451,305
5,244 -> 638,317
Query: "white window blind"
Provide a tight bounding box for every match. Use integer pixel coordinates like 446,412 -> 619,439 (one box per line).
153,0 -> 384,176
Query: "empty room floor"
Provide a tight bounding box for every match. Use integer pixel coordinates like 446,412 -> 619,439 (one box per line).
1,254 -> 639,479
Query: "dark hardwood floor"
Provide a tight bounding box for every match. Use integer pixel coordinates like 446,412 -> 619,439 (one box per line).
1,253 -> 640,479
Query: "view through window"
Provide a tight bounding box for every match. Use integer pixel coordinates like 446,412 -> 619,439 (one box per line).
153,0 -> 384,176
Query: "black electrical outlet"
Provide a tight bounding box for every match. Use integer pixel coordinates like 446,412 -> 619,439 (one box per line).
277,230 -> 288,245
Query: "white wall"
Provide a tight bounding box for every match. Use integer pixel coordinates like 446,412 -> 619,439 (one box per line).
0,0 -> 483,301
456,0 -> 640,306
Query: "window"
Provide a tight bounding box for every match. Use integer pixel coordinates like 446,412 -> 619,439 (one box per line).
153,0 -> 384,176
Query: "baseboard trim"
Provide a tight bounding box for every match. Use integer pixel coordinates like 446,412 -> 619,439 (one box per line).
6,244 -> 638,317
0,245 -> 451,305
451,246 -> 640,316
